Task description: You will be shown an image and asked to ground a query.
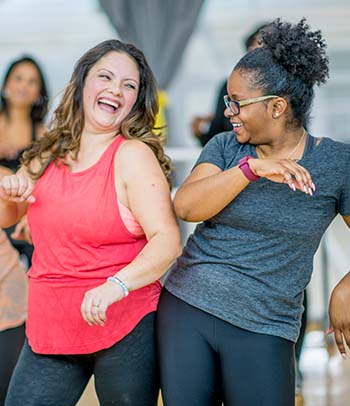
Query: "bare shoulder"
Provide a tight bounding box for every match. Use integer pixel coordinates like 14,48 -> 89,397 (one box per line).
115,139 -> 166,188
118,139 -> 155,159
117,139 -> 160,170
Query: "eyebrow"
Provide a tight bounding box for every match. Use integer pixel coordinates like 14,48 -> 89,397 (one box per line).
97,68 -> 139,83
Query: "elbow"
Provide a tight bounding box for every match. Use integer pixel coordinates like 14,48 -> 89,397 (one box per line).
174,204 -> 189,221
174,193 -> 209,222
174,201 -> 207,223
174,197 -> 194,222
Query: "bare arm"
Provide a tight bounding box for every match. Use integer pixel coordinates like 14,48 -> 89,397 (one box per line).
174,162 -> 249,222
0,166 -> 34,228
114,140 -> 182,289
328,215 -> 350,357
174,157 -> 315,223
81,140 -> 182,326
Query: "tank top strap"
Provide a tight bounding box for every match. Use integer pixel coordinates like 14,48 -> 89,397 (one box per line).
93,134 -> 126,175
302,131 -> 317,159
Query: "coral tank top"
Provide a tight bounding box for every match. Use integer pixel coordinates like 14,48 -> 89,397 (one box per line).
26,135 -> 161,354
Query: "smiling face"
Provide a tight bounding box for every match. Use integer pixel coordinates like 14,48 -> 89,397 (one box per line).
225,69 -> 277,145
4,61 -> 42,108
82,51 -> 140,135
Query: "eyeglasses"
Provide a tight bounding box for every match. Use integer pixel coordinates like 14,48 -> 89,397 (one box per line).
223,94 -> 278,115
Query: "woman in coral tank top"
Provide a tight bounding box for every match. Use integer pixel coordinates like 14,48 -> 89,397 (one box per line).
0,40 -> 181,406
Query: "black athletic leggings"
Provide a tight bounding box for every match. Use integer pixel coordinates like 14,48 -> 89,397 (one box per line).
157,289 -> 295,406
0,324 -> 25,406
5,312 -> 158,406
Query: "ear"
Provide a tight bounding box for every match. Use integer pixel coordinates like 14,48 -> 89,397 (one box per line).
270,97 -> 287,119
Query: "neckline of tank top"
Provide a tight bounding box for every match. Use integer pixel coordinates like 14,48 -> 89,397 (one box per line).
64,135 -> 122,176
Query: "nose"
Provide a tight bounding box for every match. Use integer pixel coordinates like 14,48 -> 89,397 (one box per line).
224,105 -> 234,118
108,82 -> 122,96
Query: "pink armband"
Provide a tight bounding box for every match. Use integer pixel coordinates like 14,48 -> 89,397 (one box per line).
238,155 -> 260,182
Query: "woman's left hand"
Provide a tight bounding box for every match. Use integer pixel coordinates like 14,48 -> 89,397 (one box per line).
11,216 -> 32,244
80,281 -> 124,326
328,272 -> 350,358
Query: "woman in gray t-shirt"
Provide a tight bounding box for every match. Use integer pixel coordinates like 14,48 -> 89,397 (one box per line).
157,18 -> 350,406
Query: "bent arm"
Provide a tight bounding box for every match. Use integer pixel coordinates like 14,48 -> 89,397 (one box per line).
328,214 -> 350,356
174,162 -> 249,222
0,166 -> 29,228
174,155 -> 315,223
114,140 -> 182,291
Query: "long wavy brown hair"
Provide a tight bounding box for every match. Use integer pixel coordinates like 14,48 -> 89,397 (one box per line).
22,40 -> 172,186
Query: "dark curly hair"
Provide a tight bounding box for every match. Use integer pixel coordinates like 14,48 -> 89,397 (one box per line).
0,56 -> 49,123
235,18 -> 329,129
22,40 -> 172,186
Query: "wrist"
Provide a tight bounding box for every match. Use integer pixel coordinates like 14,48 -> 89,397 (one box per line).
238,156 -> 260,182
107,276 -> 129,298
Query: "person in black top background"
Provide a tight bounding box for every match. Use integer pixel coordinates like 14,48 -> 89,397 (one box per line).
0,56 -> 49,267
192,22 -> 271,146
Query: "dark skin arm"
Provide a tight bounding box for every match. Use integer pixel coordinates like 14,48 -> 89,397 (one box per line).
328,215 -> 350,358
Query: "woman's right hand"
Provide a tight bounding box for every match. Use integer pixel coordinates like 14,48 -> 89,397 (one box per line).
0,173 -> 35,203
248,158 -> 315,195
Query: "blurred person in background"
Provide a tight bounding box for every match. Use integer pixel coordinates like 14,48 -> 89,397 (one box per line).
0,56 -> 49,268
191,23 -> 272,147
0,165 -> 28,406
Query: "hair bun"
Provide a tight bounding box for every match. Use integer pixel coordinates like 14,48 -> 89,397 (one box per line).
262,18 -> 329,86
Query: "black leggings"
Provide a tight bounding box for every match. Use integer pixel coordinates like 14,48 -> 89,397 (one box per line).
5,313 -> 158,406
0,324 -> 25,406
157,289 -> 295,406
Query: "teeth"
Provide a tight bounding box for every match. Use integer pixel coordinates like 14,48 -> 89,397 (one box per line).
232,123 -> 243,128
98,99 -> 120,109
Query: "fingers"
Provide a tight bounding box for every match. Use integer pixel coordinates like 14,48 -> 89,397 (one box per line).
11,223 -> 26,240
81,282 -> 124,327
257,158 -> 316,195
11,220 -> 33,244
81,298 -> 106,327
280,160 -> 315,196
81,292 -> 108,327
342,330 -> 350,355
0,174 -> 35,203
334,329 -> 347,358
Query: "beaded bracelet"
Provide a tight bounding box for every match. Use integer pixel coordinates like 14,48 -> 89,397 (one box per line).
107,276 -> 129,297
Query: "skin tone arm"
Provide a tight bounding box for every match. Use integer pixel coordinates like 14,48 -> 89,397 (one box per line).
0,166 -> 35,228
175,157 -> 314,222
80,140 -> 182,326
328,214 -> 350,358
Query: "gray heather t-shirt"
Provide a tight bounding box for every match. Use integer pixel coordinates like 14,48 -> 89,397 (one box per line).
165,132 -> 350,342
